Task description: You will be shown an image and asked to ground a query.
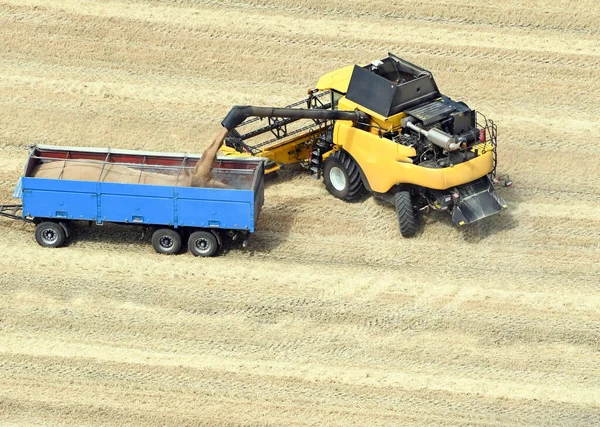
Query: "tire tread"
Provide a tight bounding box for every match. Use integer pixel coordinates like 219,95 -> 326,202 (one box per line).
395,191 -> 419,237
325,150 -> 364,200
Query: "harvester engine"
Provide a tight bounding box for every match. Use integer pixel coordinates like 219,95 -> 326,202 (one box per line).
397,98 -> 480,168
391,97 -> 507,226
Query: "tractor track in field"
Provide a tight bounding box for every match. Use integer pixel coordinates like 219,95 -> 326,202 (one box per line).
1,0 -> 600,425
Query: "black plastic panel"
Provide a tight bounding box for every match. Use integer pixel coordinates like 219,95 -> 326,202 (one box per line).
346,65 -> 398,117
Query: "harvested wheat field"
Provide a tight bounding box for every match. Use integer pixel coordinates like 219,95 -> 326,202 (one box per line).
0,0 -> 599,425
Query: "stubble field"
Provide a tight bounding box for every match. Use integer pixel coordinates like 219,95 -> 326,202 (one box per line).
0,0 -> 599,425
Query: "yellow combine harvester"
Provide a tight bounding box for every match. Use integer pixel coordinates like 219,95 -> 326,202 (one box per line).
219,53 -> 509,236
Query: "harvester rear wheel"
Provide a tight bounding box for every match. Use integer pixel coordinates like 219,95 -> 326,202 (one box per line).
188,231 -> 219,257
151,228 -> 182,255
35,221 -> 66,248
323,150 -> 363,201
394,191 -> 419,238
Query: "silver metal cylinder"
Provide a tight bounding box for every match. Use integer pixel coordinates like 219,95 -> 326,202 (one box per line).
405,121 -> 461,151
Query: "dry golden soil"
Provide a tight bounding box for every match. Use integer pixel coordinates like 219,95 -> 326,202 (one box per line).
0,0 -> 599,425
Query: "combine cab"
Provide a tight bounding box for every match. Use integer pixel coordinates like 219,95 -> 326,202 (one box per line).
220,52 -> 509,236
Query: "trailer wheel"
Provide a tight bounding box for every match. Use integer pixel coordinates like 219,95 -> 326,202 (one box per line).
151,228 -> 182,255
35,221 -> 66,248
323,150 -> 363,201
188,231 -> 219,257
394,191 -> 419,238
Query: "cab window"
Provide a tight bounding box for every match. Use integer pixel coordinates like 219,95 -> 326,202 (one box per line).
331,91 -> 343,110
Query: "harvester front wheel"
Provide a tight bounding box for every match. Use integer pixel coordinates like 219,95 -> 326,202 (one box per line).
323,150 -> 363,201
394,191 -> 419,238
188,231 -> 219,257
35,221 -> 66,248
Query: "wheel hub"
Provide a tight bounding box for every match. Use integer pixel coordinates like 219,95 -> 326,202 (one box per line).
159,236 -> 173,249
329,166 -> 347,191
41,229 -> 57,244
194,238 -> 209,252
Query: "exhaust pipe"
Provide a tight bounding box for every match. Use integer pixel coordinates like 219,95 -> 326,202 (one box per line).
403,118 -> 463,151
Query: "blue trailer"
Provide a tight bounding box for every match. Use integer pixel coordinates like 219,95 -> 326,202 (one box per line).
0,144 -> 265,256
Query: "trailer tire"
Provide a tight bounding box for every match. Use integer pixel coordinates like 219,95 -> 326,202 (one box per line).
395,191 -> 419,238
188,231 -> 219,257
35,221 -> 66,248
323,150 -> 363,201
152,228 -> 182,255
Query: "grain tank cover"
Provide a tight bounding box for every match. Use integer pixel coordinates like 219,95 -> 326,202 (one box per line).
345,53 -> 441,117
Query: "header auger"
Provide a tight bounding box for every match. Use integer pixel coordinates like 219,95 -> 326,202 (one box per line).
210,52 -> 509,237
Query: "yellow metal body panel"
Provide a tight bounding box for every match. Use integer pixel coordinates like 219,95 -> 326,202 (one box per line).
219,146 -> 282,173
334,121 -> 494,192
337,97 -> 407,135
219,147 -> 253,158
220,127 -> 326,173
338,97 -> 389,124
316,65 -> 355,93
264,164 -> 281,174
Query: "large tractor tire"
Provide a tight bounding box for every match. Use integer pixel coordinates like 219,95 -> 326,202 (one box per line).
323,150 -> 363,201
394,191 -> 419,238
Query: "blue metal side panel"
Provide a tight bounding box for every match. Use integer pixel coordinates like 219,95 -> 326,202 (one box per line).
20,176 -> 260,231
177,187 -> 255,231
99,182 -> 174,198
176,186 -> 255,203
22,177 -> 98,194
21,178 -> 98,220
178,199 -> 253,230
99,194 -> 174,225
98,182 -> 175,225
